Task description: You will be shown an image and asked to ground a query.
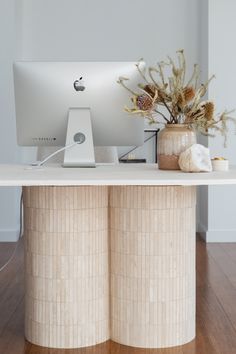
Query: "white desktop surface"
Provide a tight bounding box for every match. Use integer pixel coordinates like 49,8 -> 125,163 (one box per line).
0,163 -> 236,186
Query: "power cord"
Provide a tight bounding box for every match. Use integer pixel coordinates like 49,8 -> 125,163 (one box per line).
0,191 -> 23,273
32,141 -> 79,167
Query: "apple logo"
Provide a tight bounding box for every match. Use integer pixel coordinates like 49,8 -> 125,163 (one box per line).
74,77 -> 85,91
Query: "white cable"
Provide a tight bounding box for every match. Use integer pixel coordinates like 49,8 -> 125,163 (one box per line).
32,142 -> 79,167
0,192 -> 23,273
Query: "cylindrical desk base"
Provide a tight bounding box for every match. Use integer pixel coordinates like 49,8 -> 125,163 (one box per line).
23,185 -> 196,349
110,186 -> 196,348
23,186 -> 109,349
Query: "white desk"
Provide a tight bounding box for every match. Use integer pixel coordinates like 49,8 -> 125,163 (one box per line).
1,163 -> 236,186
1,164 -> 236,349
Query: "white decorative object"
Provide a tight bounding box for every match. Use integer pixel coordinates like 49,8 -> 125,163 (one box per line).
212,159 -> 229,171
178,144 -> 212,172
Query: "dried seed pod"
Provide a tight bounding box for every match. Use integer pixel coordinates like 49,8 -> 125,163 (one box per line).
177,92 -> 185,108
136,94 -> 154,111
144,84 -> 157,97
183,86 -> 195,103
203,101 -> 214,121
177,87 -> 195,108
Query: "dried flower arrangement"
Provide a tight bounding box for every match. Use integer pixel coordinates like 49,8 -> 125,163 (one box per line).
117,50 -> 235,145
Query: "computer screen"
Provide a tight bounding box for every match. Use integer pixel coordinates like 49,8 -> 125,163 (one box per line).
13,62 -> 144,148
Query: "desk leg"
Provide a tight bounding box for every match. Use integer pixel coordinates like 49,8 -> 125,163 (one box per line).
110,186 -> 196,348
23,186 -> 109,349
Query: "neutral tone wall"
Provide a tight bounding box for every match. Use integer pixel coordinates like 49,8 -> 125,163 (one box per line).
0,0 -> 21,241
197,0 -> 209,236
199,0 -> 236,242
19,0 -> 199,63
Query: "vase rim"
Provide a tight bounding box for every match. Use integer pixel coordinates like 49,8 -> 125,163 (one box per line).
165,123 -> 188,128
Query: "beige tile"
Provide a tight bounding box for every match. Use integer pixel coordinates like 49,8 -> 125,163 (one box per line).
23,186 -> 109,349
110,186 -> 196,348
24,185 -> 196,349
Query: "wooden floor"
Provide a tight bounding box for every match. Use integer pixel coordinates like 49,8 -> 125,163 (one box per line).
1,236 -> 236,354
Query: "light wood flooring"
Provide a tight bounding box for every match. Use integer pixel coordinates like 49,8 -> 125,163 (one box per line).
0,236 -> 236,354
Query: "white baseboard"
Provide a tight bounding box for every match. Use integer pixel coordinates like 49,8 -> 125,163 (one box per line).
197,222 -> 236,242
204,230 -> 236,243
0,229 -> 20,242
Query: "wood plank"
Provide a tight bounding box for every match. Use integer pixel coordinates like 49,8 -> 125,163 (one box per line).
196,285 -> 236,353
220,243 -> 236,288
0,242 -> 14,270
219,243 -> 236,264
0,298 -> 32,354
203,243 -> 236,332
207,243 -> 236,277
0,241 -> 24,338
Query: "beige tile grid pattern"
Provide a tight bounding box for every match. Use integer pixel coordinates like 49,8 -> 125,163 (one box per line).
23,185 -> 196,349
23,186 -> 109,348
110,186 -> 196,348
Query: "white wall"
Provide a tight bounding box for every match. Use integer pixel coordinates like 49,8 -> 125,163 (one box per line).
197,0 -> 209,237
19,0 -> 199,63
0,0 -> 21,241
199,0 -> 236,242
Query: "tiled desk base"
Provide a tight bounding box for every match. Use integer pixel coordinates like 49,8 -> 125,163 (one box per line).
23,185 -> 196,349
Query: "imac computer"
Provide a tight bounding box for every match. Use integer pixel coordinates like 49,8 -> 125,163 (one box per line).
13,62 -> 145,167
